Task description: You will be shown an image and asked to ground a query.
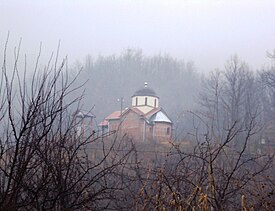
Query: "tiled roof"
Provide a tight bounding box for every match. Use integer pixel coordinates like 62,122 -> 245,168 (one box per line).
119,107 -> 145,117
144,107 -> 161,118
101,107 -> 172,127
105,111 -> 121,120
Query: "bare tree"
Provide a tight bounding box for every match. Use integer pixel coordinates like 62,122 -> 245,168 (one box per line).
0,39 -> 134,210
115,56 -> 274,211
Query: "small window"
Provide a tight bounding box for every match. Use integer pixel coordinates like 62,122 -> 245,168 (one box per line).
154,99 -> 157,107
136,97 -> 138,106
145,97 -> 147,105
166,127 -> 170,135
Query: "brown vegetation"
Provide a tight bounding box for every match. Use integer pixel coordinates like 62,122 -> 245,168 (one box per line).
0,41 -> 274,210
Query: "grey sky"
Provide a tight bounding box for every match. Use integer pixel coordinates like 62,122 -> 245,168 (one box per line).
1,0 -> 275,72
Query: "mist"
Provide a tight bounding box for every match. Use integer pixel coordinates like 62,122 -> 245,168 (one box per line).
1,0 -> 275,72
0,1 -> 274,210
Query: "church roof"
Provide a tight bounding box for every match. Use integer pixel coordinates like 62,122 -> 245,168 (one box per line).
132,87 -> 158,98
119,107 -> 145,117
145,107 -> 161,118
105,111 -> 121,120
100,107 -> 172,127
149,110 -> 172,123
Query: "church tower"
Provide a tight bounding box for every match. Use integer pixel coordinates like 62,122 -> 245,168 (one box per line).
131,82 -> 159,113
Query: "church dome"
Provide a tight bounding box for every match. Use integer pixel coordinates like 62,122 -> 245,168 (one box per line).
132,82 -> 158,98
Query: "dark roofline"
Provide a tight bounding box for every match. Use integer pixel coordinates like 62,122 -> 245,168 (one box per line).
132,94 -> 159,98
131,86 -> 159,98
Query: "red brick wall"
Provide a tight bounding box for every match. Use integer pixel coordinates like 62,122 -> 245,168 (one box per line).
121,110 -> 143,141
108,119 -> 120,132
109,111 -> 144,141
108,112 -> 172,143
153,122 -> 172,142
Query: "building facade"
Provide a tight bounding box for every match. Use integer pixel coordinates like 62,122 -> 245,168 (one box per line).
99,83 -> 173,142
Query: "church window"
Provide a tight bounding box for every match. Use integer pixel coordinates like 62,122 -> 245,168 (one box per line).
136,97 -> 138,106
166,127 -> 170,135
154,99 -> 157,107
145,97 -> 147,105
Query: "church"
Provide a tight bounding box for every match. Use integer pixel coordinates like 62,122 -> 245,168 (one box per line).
99,83 -> 173,142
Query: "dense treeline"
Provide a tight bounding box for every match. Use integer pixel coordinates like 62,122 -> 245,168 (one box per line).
73,50 -> 275,142
73,49 -> 200,127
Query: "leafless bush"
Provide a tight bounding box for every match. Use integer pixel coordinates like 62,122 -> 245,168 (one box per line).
0,39 -> 134,210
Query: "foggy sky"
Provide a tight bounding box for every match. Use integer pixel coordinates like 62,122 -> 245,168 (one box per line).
1,0 -> 275,72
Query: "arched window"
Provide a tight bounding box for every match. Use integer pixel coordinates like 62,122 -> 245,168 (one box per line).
154,99 -> 157,107
145,97 -> 148,105
136,97 -> 138,106
166,127 -> 170,135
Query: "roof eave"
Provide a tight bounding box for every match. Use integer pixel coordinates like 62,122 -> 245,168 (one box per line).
131,94 -> 159,98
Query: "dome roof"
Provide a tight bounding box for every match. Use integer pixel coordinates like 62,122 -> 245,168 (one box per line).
132,87 -> 158,98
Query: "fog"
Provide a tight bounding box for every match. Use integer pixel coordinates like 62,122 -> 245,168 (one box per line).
1,0 -> 275,72
0,1 -> 275,209
1,0 -> 275,125
1,0 -> 275,131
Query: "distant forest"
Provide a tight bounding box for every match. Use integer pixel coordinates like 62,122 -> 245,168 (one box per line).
71,49 -> 274,140
73,49 -> 200,131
